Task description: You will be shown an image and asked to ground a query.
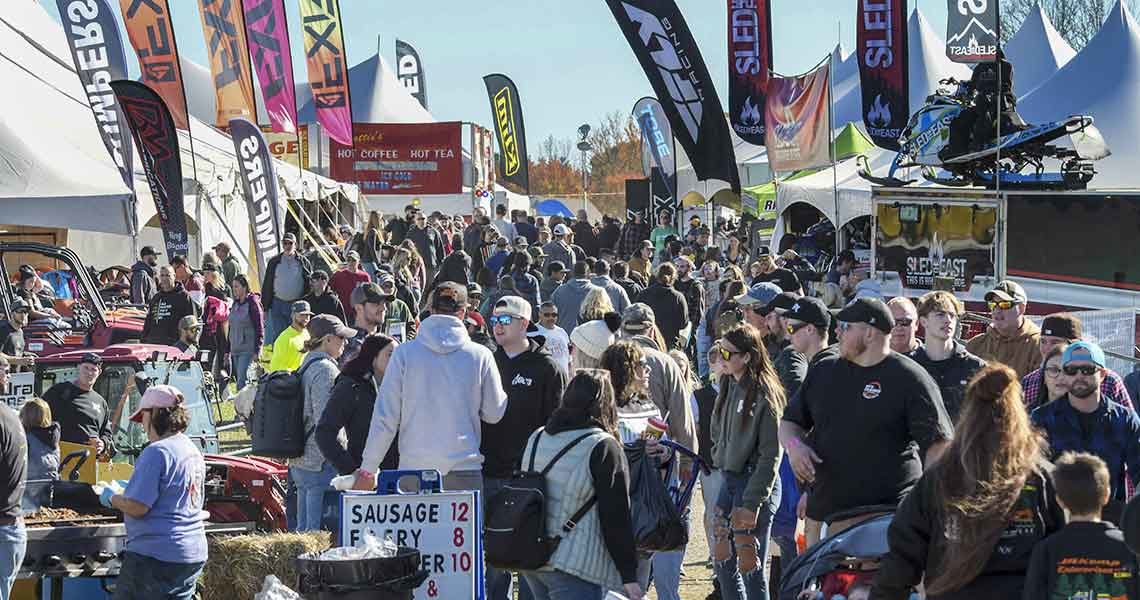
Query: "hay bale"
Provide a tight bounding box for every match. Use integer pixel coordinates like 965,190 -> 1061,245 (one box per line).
200,531 -> 331,600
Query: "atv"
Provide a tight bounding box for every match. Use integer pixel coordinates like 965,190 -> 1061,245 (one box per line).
858,78 -> 1110,190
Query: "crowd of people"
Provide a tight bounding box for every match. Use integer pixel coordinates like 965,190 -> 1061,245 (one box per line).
3,202 -> 1140,600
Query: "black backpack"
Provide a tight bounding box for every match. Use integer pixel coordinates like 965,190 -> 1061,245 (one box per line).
250,359 -> 325,458
483,429 -> 599,570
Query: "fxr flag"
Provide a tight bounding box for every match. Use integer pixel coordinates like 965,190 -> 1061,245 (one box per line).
244,0 -> 299,133
198,0 -> 257,126
299,0 -> 353,145
119,0 -> 190,129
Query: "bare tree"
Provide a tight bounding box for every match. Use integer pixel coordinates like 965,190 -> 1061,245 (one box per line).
1001,0 -> 1137,50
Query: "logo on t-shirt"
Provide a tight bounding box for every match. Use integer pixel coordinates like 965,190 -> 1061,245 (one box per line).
863,381 -> 882,399
511,374 -> 534,387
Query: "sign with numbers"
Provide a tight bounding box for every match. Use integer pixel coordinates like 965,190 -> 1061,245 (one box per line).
0,373 -> 35,410
341,490 -> 483,600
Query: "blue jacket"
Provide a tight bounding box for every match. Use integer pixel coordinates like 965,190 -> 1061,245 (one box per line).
1031,396 -> 1140,501
772,454 -> 801,539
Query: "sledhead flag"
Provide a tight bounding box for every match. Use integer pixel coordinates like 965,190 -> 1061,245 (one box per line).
727,0 -> 772,146
858,0 -> 908,150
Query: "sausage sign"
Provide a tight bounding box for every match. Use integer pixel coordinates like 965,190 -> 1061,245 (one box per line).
341,490 -> 483,600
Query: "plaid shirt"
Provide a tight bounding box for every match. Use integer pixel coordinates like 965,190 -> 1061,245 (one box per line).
1022,368 -> 1132,412
618,221 -> 652,260
1031,397 -> 1140,501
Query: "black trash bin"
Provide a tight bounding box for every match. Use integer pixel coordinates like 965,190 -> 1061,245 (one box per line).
295,546 -> 429,600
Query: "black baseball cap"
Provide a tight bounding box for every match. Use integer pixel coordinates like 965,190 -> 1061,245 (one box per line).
140,246 -> 160,258
784,297 -> 831,331
766,292 -> 799,315
761,268 -> 802,293
80,352 -> 102,366
835,297 -> 895,334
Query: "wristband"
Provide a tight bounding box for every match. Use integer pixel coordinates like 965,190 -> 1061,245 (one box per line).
356,469 -> 374,479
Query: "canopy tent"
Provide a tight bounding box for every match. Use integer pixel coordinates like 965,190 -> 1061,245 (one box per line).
0,2 -> 133,234
1006,4 -> 1076,98
297,43 -> 433,124
1018,0 -> 1140,189
535,199 -> 574,218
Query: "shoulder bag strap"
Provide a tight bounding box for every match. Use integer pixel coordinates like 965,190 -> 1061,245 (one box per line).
526,428 -> 544,472
538,432 -> 598,477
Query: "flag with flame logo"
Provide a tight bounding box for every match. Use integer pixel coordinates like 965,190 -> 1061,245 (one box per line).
858,0 -> 908,150
119,0 -> 189,130
299,0 -> 353,145
764,61 -> 831,172
244,0 -> 299,133
198,0 -> 257,126
727,0 -> 772,146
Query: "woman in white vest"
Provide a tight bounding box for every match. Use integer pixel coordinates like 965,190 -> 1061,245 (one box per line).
521,370 -> 644,600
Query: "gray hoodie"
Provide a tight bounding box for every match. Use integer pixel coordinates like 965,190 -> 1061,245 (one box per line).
590,275 -> 631,314
359,314 -> 507,475
291,350 -> 341,472
550,278 -> 603,333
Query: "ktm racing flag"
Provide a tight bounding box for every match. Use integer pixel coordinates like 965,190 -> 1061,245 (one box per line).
727,0 -> 772,146
198,0 -> 257,126
119,0 -> 190,130
244,0 -> 300,133
483,74 -> 530,193
858,0 -> 909,150
764,61 -> 831,172
606,0 -> 740,193
229,118 -> 283,277
299,0 -> 353,146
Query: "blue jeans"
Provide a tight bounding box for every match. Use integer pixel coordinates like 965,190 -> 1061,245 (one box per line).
522,569 -> 604,600
0,524 -> 25,600
701,470 -> 725,556
113,551 -> 204,600
484,477 -> 533,600
265,300 -> 294,349
715,470 -> 780,600
232,351 -> 256,389
650,468 -> 688,600
291,463 -> 337,532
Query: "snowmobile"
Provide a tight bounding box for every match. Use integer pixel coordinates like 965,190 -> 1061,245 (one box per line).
858,78 -> 1110,190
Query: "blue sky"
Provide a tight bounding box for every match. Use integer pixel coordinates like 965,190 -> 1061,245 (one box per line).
38,0 -> 950,150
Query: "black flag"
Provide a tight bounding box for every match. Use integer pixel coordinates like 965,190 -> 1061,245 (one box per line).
229,118 -> 284,278
727,0 -> 772,146
858,0 -> 909,150
946,0 -> 999,63
483,74 -> 530,193
395,39 -> 428,109
606,0 -> 739,193
111,81 -> 189,257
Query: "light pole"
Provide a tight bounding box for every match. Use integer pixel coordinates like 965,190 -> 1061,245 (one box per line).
577,124 -> 593,214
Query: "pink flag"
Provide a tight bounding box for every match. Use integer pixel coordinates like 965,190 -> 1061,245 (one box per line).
243,0 -> 298,133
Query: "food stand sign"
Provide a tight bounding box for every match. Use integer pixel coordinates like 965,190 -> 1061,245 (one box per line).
875,202 -> 998,292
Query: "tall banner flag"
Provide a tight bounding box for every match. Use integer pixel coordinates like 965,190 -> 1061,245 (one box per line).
857,0 -> 909,150
632,97 -> 676,185
229,118 -> 283,276
946,0 -> 999,62
483,74 -> 530,193
605,0 -> 740,193
244,0 -> 299,133
764,61 -> 832,172
119,0 -> 190,130
198,0 -> 257,126
299,0 -> 353,145
56,0 -> 135,191
727,0 -> 772,146
111,81 -> 189,257
395,39 -> 428,110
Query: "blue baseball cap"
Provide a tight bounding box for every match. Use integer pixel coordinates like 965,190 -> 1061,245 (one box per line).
1062,341 -> 1105,368
736,282 -> 781,307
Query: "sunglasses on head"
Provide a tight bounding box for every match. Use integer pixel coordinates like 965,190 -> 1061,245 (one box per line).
987,300 -> 1016,311
489,314 -> 517,327
836,321 -> 853,332
1063,364 -> 1098,376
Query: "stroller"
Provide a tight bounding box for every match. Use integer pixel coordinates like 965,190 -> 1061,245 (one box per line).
778,505 -> 902,600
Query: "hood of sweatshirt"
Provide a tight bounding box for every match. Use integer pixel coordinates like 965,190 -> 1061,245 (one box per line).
494,336 -> 551,365
418,314 -> 472,355
131,260 -> 154,275
561,278 -> 596,295
28,423 -> 60,448
154,282 -> 189,300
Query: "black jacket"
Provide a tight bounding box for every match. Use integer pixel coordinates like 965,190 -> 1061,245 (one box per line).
1023,521 -> 1140,600
636,283 -> 689,350
407,225 -> 446,270
572,221 -> 600,258
317,372 -> 398,475
908,342 -> 987,423
435,251 -> 471,289
598,222 -> 621,253
141,283 -> 198,345
261,253 -> 312,310
870,461 -> 1065,600
303,289 -> 347,323
674,277 -> 706,328
694,382 -> 717,466
385,217 -> 412,245
614,276 -> 644,301
129,260 -> 156,305
480,338 -> 568,478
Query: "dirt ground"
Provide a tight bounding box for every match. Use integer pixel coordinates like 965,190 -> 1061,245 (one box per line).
651,481 -> 714,600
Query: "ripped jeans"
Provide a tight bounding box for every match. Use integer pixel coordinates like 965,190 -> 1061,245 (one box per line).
713,469 -> 780,600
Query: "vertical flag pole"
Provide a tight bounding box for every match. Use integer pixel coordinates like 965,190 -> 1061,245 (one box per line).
828,48 -> 839,240
995,14 -> 1002,199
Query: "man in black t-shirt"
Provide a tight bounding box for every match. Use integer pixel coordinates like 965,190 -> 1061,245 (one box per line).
779,298 -> 953,528
42,352 -> 114,459
0,299 -> 34,370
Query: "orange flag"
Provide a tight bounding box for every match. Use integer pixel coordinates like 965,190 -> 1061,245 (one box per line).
198,0 -> 257,126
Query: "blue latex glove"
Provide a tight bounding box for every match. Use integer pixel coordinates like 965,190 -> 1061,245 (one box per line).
99,487 -> 115,509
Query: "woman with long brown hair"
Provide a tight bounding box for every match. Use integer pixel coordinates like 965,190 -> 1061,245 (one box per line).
870,364 -> 1065,599
709,324 -> 785,600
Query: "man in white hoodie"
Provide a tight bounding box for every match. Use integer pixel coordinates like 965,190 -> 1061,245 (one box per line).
353,282 -> 507,492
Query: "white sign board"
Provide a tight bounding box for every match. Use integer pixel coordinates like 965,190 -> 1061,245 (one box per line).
341,490 -> 483,600
0,373 -> 35,410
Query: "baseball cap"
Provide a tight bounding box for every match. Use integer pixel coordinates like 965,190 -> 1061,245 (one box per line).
784,297 -> 831,331
431,282 -> 468,313
495,237 -> 510,248
527,246 -> 545,260
553,224 -> 571,236
548,261 -> 567,274
736,282 -> 782,307
178,315 -> 201,330
282,232 -> 297,243
310,270 -> 329,281
10,299 -> 30,314
493,296 -> 531,320
212,242 -> 230,252
985,280 -> 1028,304
307,314 -> 355,339
1062,341 -> 1105,368
621,303 -> 656,332
140,245 -> 160,258
835,297 -> 894,335
351,282 -> 391,305
766,292 -> 799,315
80,352 -> 102,366
201,263 -> 218,273
1042,314 -> 1082,341
129,384 -> 182,423
346,250 -> 361,261
467,283 -> 483,297
290,300 -> 313,315
514,236 -> 529,247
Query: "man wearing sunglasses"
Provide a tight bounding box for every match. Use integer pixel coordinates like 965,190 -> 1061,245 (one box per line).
261,232 -> 313,345
1031,341 -> 1140,523
764,292 -> 810,399
1021,313 -> 1133,413
783,297 -> 831,366
531,301 -> 570,376
887,297 -> 922,355
965,280 -> 1041,378
407,211 -> 447,287
733,282 -> 781,351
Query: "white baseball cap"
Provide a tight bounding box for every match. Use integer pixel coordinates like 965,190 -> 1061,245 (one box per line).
492,296 -> 532,320
553,224 -> 571,236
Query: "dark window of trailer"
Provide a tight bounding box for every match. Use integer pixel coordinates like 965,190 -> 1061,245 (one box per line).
1006,194 -> 1140,288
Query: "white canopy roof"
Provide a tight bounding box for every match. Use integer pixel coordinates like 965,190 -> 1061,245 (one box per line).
1006,4 -> 1076,98
908,9 -> 973,110
1018,0 -> 1140,189
297,48 -> 434,124
0,1 -> 134,234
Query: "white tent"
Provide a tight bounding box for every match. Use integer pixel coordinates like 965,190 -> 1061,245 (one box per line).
297,50 -> 433,124
1006,4 -> 1076,98
1018,0 -> 1140,189
908,9 -> 972,111
0,2 -> 133,234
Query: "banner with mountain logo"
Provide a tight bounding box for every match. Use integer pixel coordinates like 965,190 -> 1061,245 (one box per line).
946,0 -> 999,62
727,0 -> 772,146
858,0 -> 908,150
